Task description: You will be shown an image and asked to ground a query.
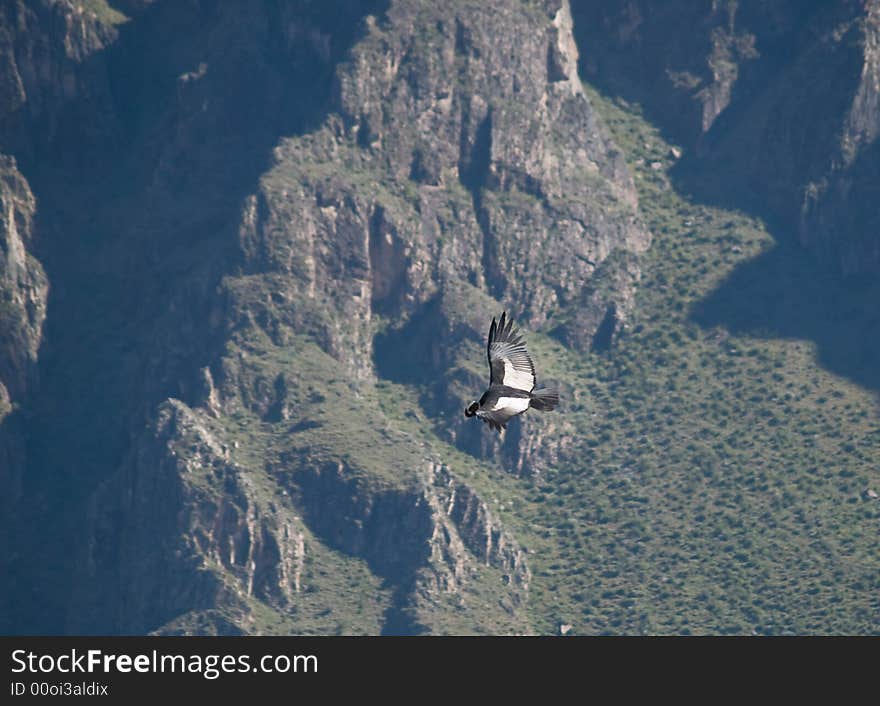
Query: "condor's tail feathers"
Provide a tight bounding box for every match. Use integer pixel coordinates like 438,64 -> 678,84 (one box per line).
529,387 -> 559,412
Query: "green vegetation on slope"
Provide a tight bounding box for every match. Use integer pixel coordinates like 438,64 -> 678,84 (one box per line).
76,0 -> 129,26
507,85 -> 880,634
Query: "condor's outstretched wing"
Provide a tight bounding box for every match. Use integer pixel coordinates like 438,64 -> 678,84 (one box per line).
486,311 -> 536,393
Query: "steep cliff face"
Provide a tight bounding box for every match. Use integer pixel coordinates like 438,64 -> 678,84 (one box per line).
571,0 -> 814,146
741,0 -> 880,274
0,155 -> 46,563
571,0 -> 880,274
237,0 -> 649,376
0,0 -> 114,576
335,0 -> 648,331
0,157 -> 44,412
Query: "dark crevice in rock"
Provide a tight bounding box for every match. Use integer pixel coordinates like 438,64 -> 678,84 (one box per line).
547,37 -> 568,83
368,205 -> 407,313
591,303 -> 618,352
453,16 -> 467,60
380,584 -> 428,636
458,107 -> 498,297
373,295 -> 449,392
264,372 -> 289,422
356,117 -> 372,149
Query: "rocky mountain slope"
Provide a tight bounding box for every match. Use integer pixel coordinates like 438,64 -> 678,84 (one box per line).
0,0 -> 647,635
0,0 -> 877,635
572,0 -> 880,274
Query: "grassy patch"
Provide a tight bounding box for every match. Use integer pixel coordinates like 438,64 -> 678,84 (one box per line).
76,0 -> 130,26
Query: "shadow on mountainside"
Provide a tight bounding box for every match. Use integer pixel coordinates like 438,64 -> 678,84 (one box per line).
670,135 -> 880,397
690,241 -> 880,394
1,0 -> 387,634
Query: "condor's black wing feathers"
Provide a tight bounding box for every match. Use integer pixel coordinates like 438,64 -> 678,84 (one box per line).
486,311 -> 536,393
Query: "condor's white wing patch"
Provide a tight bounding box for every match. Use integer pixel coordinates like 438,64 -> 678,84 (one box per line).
487,312 -> 536,393
477,396 -> 530,430
491,396 -> 530,414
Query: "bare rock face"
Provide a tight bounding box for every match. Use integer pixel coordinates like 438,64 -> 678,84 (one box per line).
572,0 -> 773,145
68,400 -> 241,634
0,0 -> 119,160
238,0 -> 650,376
0,155 -> 46,544
422,462 -> 531,596
0,155 -> 45,406
773,1 -> 880,274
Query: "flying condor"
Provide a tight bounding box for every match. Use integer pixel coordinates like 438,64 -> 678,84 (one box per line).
464,312 -> 559,432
